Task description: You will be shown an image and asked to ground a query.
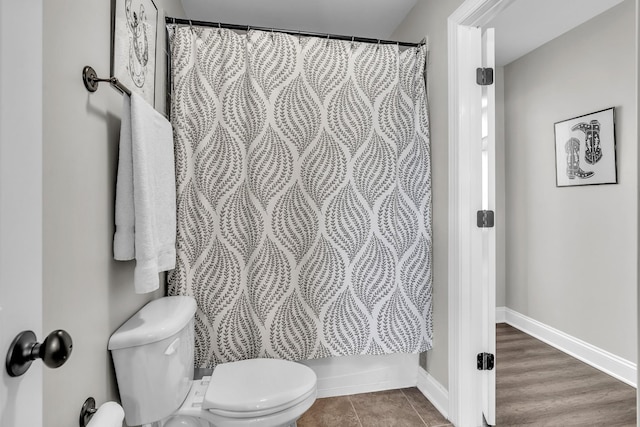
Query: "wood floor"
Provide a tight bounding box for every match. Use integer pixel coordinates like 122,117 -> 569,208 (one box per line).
496,323 -> 636,426
298,324 -> 636,426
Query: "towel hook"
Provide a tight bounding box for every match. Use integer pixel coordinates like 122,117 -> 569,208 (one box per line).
82,66 -> 131,96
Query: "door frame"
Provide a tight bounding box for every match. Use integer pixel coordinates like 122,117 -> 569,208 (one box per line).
447,0 -> 512,425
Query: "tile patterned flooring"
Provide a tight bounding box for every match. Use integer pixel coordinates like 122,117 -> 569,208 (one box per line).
298,387 -> 452,427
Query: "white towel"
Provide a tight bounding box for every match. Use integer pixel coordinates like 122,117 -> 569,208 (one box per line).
113,93 -> 176,294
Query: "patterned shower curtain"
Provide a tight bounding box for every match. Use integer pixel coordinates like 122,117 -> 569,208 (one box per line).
167,25 -> 432,368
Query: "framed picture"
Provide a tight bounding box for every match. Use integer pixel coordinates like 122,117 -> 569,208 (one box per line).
554,107 -> 617,187
111,0 -> 158,106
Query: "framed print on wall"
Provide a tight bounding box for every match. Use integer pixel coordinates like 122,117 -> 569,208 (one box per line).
112,0 -> 158,106
554,107 -> 617,187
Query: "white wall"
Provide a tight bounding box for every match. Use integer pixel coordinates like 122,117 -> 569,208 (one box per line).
392,0 -> 466,390
0,1 -> 43,426
504,0 -> 637,362
42,1 -> 185,425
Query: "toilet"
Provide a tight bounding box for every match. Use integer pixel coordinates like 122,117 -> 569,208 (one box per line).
108,296 -> 317,427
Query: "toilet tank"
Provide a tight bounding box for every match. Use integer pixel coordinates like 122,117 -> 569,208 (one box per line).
108,296 -> 197,426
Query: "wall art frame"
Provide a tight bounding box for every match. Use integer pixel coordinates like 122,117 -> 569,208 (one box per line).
111,0 -> 158,106
554,107 -> 617,187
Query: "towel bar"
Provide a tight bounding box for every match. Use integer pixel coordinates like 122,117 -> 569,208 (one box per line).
82,66 -> 131,96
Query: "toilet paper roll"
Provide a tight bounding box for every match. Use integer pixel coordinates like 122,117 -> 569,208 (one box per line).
86,401 -> 125,427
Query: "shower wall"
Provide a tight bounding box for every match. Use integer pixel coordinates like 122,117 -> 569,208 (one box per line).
42,1 -> 186,425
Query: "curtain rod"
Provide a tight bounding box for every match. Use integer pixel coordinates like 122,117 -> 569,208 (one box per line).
166,17 -> 425,48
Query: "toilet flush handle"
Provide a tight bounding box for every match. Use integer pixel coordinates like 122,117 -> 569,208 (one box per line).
164,338 -> 180,355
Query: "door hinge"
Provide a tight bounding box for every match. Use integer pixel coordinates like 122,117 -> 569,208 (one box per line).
476,67 -> 494,85
477,352 -> 495,370
477,210 -> 494,228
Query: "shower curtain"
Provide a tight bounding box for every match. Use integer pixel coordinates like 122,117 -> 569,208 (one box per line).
167,25 -> 432,367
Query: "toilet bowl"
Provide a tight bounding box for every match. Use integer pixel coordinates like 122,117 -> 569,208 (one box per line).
108,296 -> 317,427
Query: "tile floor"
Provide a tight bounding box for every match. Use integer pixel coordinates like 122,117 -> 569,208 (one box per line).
298,388 -> 452,427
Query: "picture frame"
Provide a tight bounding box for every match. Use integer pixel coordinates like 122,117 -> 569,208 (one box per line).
111,0 -> 158,106
554,107 -> 617,187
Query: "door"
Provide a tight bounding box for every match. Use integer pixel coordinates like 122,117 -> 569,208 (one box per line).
0,1 -> 44,426
467,25 -> 497,427
478,27 -> 496,426
448,20 -> 497,426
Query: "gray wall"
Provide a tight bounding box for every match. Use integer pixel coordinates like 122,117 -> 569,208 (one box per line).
504,0 -> 637,362
392,0 -> 466,390
42,1 -> 185,425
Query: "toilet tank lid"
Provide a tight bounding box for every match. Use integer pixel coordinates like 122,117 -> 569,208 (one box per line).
108,296 -> 197,350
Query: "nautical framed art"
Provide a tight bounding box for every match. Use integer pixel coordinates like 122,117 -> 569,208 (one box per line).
554,107 -> 617,187
111,0 -> 158,106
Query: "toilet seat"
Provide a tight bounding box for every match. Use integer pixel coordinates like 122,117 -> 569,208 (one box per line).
204,359 -> 317,418
168,359 -> 317,427
206,387 -> 316,419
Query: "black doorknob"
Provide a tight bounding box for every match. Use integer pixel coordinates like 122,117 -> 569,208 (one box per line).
5,329 -> 73,377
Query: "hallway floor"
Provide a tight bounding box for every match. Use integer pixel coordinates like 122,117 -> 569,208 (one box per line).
496,323 -> 636,426
297,387 -> 452,427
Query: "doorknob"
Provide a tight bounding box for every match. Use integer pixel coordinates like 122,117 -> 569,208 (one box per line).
5,329 -> 73,377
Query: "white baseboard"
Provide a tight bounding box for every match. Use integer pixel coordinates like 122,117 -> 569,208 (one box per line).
416,367 -> 449,420
300,353 -> 418,398
498,307 -> 637,388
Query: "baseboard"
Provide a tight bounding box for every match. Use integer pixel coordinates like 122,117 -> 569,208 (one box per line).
300,353 -> 419,398
501,307 -> 637,388
495,306 -> 506,323
416,367 -> 449,420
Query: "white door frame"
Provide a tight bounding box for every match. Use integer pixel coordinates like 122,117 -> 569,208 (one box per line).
447,0 -> 512,425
